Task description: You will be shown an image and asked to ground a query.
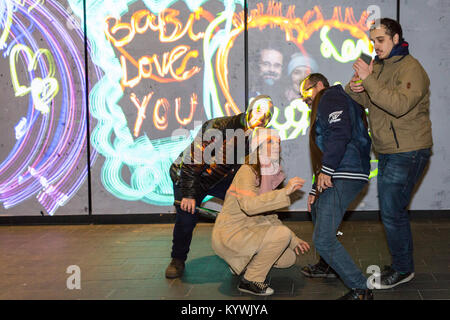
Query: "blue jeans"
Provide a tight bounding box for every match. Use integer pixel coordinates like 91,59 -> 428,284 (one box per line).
171,171 -> 237,261
377,148 -> 431,273
311,179 -> 368,289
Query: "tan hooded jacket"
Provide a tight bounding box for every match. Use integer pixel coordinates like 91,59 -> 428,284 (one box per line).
345,54 -> 433,154
211,165 -> 301,274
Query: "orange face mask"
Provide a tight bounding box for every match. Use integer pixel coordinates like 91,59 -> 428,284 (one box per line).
246,96 -> 273,129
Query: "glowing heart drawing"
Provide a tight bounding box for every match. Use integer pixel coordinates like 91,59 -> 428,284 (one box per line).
9,44 -> 59,114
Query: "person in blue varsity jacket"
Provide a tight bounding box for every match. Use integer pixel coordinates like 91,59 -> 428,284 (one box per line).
299,73 -> 373,300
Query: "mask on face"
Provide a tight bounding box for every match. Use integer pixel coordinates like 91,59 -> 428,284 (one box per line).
246,95 -> 273,129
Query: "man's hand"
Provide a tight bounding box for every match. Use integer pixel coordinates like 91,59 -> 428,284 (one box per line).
181,198 -> 196,214
352,58 -> 373,81
307,194 -> 316,212
294,239 -> 311,255
349,74 -> 365,93
317,173 -> 333,193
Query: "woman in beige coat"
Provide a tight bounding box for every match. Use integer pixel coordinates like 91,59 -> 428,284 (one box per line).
211,128 -> 310,296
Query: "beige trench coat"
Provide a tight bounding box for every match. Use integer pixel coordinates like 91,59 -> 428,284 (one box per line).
211,165 -> 302,274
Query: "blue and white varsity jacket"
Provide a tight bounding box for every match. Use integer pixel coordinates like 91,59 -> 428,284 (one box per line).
310,85 -> 371,195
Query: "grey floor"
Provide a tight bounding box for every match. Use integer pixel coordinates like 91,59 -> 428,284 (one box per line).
1,218 -> 449,300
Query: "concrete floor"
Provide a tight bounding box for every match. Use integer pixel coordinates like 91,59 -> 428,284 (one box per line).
1,218 -> 449,300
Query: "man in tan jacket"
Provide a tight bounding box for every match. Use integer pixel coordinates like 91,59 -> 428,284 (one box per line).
346,18 -> 432,289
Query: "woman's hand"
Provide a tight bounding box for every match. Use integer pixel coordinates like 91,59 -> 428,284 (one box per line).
294,239 -> 311,255
285,177 -> 305,195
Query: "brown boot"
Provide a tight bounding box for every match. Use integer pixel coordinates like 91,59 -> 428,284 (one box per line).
165,258 -> 185,279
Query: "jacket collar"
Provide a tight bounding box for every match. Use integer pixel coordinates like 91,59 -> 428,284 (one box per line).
375,40 -> 410,64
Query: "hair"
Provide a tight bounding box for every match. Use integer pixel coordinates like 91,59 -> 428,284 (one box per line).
308,89 -> 326,178
371,18 -> 404,42
244,150 -> 262,186
244,133 -> 282,186
304,73 -> 330,88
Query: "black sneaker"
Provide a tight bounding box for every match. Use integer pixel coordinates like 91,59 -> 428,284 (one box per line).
338,289 -> 374,300
300,258 -> 338,278
370,265 -> 414,289
165,258 -> 185,279
238,278 -> 274,296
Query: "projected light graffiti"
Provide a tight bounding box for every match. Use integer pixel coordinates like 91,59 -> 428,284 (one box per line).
74,0 -> 242,205
10,44 -> 59,114
215,3 -> 372,140
79,0 -> 375,207
0,0 -> 101,215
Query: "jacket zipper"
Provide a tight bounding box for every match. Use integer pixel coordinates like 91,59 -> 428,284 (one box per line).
377,61 -> 385,80
390,121 -> 400,148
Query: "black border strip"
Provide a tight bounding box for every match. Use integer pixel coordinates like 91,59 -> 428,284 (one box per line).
397,0 -> 400,22
82,0 -> 93,217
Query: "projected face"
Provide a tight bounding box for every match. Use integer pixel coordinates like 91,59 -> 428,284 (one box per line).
259,49 -> 283,86
370,25 -> 400,60
291,66 -> 312,92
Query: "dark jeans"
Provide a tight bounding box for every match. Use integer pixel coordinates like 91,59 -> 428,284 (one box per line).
311,179 -> 368,289
377,148 -> 431,273
171,172 -> 237,261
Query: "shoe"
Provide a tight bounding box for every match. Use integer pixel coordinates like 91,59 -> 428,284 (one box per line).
338,289 -> 374,300
237,278 -> 274,296
370,265 -> 414,289
165,258 -> 185,279
300,258 -> 338,278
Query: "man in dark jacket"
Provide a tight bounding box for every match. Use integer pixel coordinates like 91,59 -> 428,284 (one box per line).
166,95 -> 273,278
300,73 -> 373,300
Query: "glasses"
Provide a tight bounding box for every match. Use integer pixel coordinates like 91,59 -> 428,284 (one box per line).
301,82 -> 317,98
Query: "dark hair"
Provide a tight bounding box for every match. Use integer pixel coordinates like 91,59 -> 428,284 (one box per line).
305,73 -> 330,88
244,149 -> 262,186
308,89 -> 326,178
371,18 -> 403,42
243,142 -> 283,187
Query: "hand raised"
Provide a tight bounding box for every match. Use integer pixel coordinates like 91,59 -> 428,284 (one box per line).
285,177 -> 305,195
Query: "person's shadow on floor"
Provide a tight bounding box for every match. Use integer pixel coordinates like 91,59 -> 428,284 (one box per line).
183,255 -> 241,297
183,255 -> 307,298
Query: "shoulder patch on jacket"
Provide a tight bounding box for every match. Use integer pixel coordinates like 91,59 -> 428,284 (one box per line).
328,110 -> 344,124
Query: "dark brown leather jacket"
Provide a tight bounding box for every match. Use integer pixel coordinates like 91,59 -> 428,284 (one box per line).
170,113 -> 250,199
